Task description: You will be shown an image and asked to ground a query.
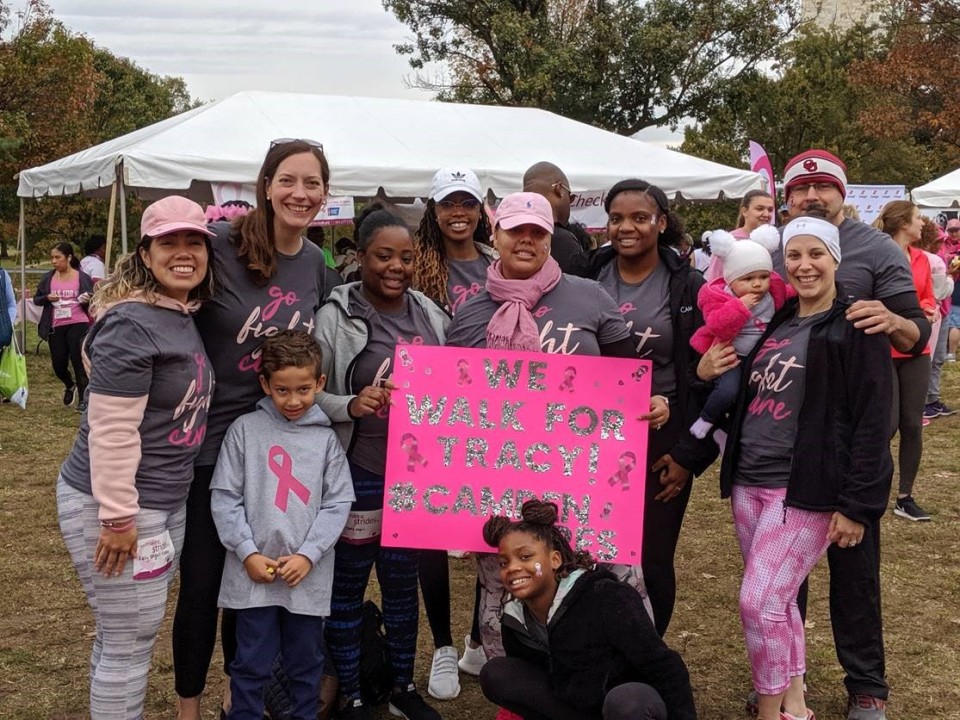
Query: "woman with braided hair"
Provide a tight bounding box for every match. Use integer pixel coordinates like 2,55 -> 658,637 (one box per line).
478,500 -> 697,720
413,168 -> 495,313
413,168 -> 495,701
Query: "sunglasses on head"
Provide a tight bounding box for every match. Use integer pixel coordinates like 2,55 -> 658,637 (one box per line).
270,138 -> 324,153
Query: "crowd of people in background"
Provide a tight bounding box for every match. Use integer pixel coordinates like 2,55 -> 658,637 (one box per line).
3,140 -> 957,720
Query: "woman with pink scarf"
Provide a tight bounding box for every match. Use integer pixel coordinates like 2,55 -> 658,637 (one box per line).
445,193 -> 670,716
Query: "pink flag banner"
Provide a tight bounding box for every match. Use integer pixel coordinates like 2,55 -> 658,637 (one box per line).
749,140 -> 776,217
382,346 -> 652,563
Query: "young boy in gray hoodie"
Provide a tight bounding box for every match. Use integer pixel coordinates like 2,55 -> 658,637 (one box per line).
211,330 -> 355,720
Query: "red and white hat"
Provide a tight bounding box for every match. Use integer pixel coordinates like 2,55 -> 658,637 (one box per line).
783,150 -> 848,199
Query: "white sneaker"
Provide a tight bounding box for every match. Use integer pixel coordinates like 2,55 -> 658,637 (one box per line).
457,635 -> 487,676
427,645 -> 460,700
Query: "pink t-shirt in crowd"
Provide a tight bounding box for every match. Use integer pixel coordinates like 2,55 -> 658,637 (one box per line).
50,274 -> 89,328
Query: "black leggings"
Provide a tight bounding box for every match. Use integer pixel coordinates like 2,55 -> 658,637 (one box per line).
172,465 -> 237,698
480,656 -> 667,720
890,355 -> 931,496
418,549 -> 453,648
642,414 -> 692,636
49,323 -> 88,395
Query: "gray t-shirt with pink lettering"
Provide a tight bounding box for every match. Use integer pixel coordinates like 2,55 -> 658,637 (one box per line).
194,223 -> 329,465
60,302 -> 215,510
595,261 -> 676,399
735,315 -> 820,489
447,256 -> 491,315
347,288 -> 443,474
445,275 -> 629,355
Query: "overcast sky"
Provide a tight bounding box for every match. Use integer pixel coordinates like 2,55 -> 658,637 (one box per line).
4,0 -> 679,145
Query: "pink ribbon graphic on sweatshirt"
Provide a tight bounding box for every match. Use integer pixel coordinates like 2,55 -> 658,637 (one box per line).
269,445 -> 311,512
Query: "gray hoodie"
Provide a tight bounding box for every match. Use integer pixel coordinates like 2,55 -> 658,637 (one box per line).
211,398 -> 355,616
314,283 -> 450,453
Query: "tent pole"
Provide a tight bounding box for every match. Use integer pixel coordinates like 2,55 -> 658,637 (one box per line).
104,180 -> 118,269
18,199 -> 27,349
118,159 -> 128,254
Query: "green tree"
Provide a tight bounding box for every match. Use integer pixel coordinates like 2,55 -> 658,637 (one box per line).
0,0 -> 196,260
679,23 -> 944,191
384,0 -> 802,134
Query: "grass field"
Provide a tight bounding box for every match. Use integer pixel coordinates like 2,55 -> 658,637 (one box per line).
0,323 -> 958,719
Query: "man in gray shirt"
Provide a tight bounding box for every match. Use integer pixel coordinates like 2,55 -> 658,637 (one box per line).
779,149 -> 930,720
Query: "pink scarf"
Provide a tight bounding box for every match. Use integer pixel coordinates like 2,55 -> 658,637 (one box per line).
484,257 -> 562,351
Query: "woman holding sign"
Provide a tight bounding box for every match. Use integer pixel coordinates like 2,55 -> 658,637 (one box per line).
717,216 -> 892,720
315,206 -> 449,719
56,196 -> 216,719
587,179 -> 714,637
445,192 -> 670,661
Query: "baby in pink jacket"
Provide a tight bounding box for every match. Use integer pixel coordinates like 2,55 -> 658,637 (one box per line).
689,226 -> 793,440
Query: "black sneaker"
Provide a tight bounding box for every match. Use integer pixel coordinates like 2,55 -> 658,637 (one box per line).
935,401 -> 957,417
389,684 -> 441,720
77,400 -> 88,414
63,385 -> 76,406
893,496 -> 931,521
336,697 -> 373,719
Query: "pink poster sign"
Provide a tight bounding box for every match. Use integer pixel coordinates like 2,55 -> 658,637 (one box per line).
382,346 -> 652,563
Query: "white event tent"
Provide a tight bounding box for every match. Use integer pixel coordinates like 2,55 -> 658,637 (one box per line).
17,90 -> 762,222
912,167 -> 960,208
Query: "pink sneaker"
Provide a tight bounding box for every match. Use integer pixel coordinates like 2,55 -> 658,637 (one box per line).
495,709 -> 524,720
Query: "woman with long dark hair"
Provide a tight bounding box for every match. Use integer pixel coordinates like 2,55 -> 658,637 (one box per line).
173,139 -> 334,720
33,241 -> 94,411
413,168 -> 494,314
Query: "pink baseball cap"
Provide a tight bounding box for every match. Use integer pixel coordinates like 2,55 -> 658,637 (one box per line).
947,218 -> 960,231
494,192 -> 554,234
141,196 -> 216,240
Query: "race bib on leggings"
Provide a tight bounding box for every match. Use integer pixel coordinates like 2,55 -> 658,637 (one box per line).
133,530 -> 175,580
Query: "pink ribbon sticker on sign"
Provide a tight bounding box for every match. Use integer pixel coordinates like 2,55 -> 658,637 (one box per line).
382,346 -> 652,564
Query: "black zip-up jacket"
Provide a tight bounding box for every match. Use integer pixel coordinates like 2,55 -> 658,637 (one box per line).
719,290 -> 894,525
588,245 -> 716,475
501,567 -> 697,719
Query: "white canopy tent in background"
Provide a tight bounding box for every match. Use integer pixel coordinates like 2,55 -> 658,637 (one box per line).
18,90 -> 763,224
912,167 -> 960,208
14,91 -> 763,344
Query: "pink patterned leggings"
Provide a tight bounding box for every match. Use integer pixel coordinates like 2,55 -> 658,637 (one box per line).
732,485 -> 832,695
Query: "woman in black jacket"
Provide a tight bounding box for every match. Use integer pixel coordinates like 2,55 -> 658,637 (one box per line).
587,179 -> 714,636
717,216 -> 893,720
33,242 -> 94,410
479,500 -> 697,720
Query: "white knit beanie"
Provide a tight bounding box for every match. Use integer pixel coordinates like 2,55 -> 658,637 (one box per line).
710,228 -> 777,284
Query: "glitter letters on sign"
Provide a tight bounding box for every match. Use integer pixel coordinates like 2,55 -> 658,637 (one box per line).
382,347 -> 652,563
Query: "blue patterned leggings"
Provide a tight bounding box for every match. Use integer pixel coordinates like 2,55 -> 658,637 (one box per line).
326,463 -> 420,699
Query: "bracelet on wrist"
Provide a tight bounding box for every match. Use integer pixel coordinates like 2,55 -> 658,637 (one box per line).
100,518 -> 136,533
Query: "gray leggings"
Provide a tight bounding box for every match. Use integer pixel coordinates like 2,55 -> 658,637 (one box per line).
57,478 -> 185,719
890,354 -> 932,496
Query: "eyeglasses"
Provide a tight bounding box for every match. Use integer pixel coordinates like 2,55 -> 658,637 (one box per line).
436,199 -> 481,211
791,182 -> 836,195
552,181 -> 571,195
270,138 -> 324,152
